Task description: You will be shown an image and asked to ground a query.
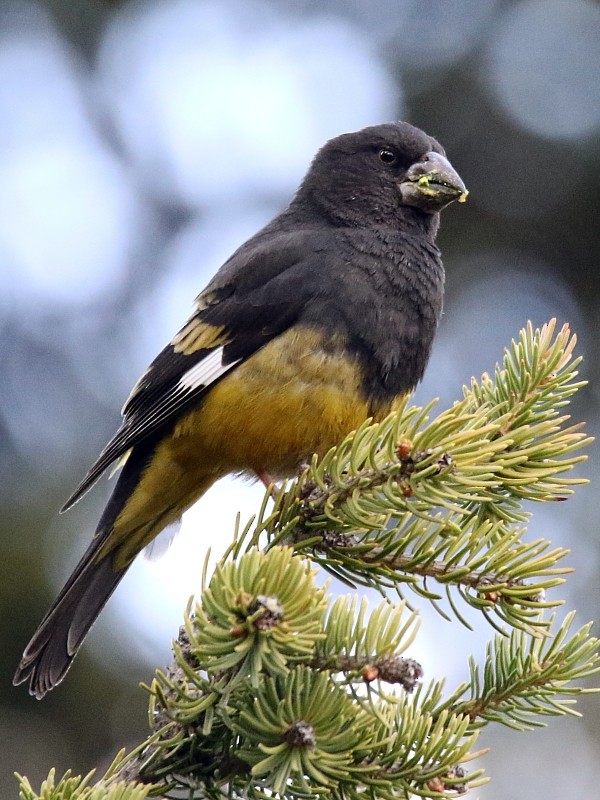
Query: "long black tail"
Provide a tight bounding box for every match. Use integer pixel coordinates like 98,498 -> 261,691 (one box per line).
13,445 -> 154,699
13,542 -> 127,698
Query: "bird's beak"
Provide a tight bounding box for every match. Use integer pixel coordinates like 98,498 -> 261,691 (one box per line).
399,151 -> 468,212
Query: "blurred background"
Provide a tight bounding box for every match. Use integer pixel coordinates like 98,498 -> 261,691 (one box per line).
1,0 -> 599,797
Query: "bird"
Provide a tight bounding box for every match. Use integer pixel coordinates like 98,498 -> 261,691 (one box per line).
14,120 -> 467,698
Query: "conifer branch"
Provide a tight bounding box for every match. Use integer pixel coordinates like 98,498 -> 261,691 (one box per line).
17,321 -> 598,800
240,320 -> 592,635
445,612 -> 600,730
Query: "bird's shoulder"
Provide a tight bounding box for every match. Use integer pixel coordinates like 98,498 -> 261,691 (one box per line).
125,225 -> 334,409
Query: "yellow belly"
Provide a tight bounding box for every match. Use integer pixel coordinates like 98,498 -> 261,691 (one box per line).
172,326 -> 386,476
109,326 -> 398,566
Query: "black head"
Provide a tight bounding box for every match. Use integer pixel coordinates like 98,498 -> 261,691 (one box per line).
294,121 -> 467,232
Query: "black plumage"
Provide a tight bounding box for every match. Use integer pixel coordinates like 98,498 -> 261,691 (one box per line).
14,121 -> 466,698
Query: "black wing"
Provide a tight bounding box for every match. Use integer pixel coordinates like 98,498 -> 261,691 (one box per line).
61,229 -> 330,511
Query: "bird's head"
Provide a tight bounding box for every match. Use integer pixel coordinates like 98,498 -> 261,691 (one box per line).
298,121 -> 467,230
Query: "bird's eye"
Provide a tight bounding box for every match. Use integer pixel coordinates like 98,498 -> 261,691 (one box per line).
378,148 -> 396,164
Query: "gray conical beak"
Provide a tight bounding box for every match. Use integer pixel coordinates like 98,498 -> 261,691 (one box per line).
399,151 -> 468,212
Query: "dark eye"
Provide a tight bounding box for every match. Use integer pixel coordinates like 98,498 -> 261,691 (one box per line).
378,148 -> 396,164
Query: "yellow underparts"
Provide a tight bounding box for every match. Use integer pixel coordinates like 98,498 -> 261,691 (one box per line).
107,326 -> 402,567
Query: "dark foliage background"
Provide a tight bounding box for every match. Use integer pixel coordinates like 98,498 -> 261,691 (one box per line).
1,1 -> 598,797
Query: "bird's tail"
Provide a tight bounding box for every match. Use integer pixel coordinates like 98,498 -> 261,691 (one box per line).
14,440 -> 170,699
15,431 -> 221,698
13,538 -> 127,699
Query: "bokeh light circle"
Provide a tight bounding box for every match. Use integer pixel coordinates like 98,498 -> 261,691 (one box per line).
484,0 -> 600,139
98,0 -> 398,206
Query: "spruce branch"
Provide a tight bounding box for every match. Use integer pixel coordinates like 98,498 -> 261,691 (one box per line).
18,321 -> 598,800
445,611 -> 600,731
237,320 -> 592,635
16,767 -> 152,800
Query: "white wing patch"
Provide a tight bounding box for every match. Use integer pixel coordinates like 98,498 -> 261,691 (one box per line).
61,347 -> 243,512
178,346 -> 240,391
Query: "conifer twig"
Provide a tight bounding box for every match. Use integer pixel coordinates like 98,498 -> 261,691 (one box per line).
16,321 -> 598,800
